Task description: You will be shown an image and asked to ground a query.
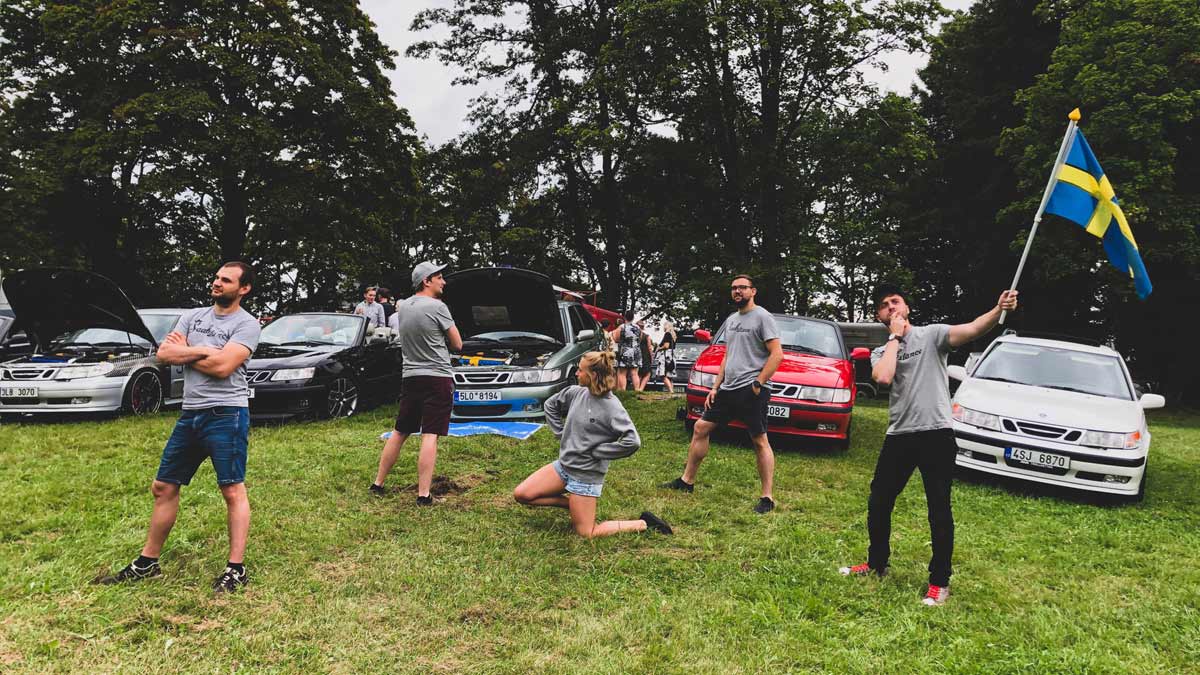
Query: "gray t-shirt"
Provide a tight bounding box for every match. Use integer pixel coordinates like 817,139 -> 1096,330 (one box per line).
871,324 -> 952,435
397,295 -> 455,378
354,301 -> 386,329
544,385 -> 640,485
174,306 -> 261,409
718,306 -> 781,391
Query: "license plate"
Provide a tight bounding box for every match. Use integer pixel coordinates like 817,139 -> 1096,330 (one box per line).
0,386 -> 38,398
767,404 -> 790,419
456,390 -> 501,402
1005,446 -> 1071,470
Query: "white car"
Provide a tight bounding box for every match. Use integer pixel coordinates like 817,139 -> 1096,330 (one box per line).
948,333 -> 1165,501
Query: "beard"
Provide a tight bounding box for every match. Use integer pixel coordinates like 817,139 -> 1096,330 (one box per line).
733,296 -> 749,308
213,288 -> 239,307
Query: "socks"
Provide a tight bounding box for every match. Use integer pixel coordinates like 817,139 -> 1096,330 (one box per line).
135,555 -> 158,568
227,562 -> 245,573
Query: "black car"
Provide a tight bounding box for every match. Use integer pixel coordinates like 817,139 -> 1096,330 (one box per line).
245,312 -> 403,421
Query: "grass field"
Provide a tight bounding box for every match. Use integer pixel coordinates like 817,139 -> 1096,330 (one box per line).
1,396 -> 1197,673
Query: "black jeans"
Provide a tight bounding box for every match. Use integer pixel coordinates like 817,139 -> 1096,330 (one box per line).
867,428 -> 957,586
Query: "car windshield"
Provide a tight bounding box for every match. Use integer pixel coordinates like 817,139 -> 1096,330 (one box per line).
49,311 -> 182,348
260,314 -> 363,348
716,315 -> 842,359
674,343 -> 707,361
973,342 -> 1132,400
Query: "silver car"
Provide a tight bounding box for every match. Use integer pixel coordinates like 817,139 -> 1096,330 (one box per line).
0,269 -> 187,418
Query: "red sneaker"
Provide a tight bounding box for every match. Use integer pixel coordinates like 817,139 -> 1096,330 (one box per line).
922,584 -> 950,606
839,562 -> 884,577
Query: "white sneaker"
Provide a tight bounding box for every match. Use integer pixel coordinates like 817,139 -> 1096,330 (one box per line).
922,584 -> 950,606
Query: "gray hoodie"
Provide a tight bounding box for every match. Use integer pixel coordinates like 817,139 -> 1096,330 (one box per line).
544,385 -> 641,485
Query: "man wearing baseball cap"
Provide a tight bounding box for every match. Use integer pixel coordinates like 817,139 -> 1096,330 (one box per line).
370,261 -> 462,504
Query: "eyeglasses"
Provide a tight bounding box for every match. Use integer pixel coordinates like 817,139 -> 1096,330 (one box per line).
730,284 -> 752,291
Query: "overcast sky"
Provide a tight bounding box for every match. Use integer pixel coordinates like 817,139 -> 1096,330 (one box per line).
362,0 -> 975,147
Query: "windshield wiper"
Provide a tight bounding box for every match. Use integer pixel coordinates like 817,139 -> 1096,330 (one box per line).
976,376 -> 1025,384
1042,384 -> 1104,396
279,340 -> 331,347
784,344 -> 825,356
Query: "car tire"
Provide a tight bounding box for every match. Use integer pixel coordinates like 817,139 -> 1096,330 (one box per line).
835,421 -> 852,451
324,376 -> 359,418
123,369 -> 164,415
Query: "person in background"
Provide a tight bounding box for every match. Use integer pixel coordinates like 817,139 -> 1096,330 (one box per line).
656,320 -> 679,394
635,319 -> 654,391
377,287 -> 395,323
354,286 -> 386,329
609,311 -> 641,391
513,351 -> 673,538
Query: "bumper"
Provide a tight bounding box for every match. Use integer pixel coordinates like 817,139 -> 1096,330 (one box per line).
683,386 -> 852,439
451,382 -> 569,421
0,377 -> 126,413
953,423 -> 1147,495
248,382 -> 327,421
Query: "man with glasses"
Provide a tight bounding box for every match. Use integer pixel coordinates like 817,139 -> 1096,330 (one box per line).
661,274 -> 783,513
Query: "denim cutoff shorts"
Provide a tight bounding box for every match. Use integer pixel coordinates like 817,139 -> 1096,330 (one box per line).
552,460 -> 604,498
156,406 -> 250,486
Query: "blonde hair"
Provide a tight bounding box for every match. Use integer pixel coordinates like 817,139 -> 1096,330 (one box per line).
580,351 -> 617,396
662,320 -> 677,343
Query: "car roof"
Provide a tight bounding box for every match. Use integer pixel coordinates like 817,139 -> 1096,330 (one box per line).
994,334 -> 1121,357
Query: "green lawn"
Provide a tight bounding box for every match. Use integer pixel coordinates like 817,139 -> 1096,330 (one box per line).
1,397 -> 1197,673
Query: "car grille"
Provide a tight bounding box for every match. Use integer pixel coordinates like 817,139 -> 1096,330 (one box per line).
454,404 -> 511,417
1,368 -> 56,380
453,372 -> 512,385
246,370 -> 273,384
1001,418 -> 1083,443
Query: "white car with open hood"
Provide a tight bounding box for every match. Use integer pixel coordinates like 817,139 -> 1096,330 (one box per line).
0,269 -> 188,418
949,333 -> 1164,501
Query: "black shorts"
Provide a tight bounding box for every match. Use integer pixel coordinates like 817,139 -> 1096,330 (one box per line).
394,376 -> 453,436
701,383 -> 770,436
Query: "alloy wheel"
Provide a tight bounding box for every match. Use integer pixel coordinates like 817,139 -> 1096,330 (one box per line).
128,371 -> 163,414
326,377 -> 359,418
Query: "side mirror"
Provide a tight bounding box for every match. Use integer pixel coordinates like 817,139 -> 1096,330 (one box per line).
1139,393 -> 1165,410
695,329 -> 712,343
947,365 -> 967,382
850,347 -> 870,361
575,329 -> 596,341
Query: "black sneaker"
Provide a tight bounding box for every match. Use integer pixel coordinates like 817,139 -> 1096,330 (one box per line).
640,511 -> 674,535
659,477 -> 694,493
753,497 -> 776,514
368,483 -> 386,497
416,495 -> 433,506
212,566 -> 248,594
93,559 -> 161,585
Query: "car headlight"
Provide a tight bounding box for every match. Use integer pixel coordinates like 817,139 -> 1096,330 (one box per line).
54,362 -> 115,380
795,386 -> 852,404
951,403 -> 1001,431
509,368 -> 565,384
271,367 -> 315,382
689,369 -> 716,388
1080,429 -> 1141,449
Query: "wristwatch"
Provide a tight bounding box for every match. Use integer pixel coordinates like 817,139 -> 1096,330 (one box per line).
887,333 -> 902,343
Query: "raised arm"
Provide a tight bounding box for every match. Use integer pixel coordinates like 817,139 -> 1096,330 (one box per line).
948,290 -> 1019,348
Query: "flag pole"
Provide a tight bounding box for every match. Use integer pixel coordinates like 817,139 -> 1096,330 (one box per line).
1000,108 -> 1082,325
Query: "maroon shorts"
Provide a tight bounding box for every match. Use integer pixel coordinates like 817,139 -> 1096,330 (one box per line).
394,376 -> 454,436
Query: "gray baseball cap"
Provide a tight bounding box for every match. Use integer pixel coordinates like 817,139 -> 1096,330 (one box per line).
411,261 -> 448,290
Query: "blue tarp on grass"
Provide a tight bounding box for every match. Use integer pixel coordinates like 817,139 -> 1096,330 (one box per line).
380,421 -> 543,441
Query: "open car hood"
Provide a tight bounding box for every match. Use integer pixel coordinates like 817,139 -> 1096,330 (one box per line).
1,268 -> 155,352
443,268 -> 564,343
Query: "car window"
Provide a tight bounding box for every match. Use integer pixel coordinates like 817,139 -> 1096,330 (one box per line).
716,315 -> 843,359
568,305 -> 595,339
261,314 -> 365,348
973,342 -> 1132,400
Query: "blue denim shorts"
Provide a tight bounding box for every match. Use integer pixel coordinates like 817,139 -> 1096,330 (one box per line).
552,460 -> 603,498
156,407 -> 250,486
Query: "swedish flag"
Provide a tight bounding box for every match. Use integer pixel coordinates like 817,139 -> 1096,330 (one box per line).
1044,130 -> 1152,298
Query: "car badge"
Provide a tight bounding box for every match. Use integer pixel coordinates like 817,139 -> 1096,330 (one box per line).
1038,412 -> 1047,418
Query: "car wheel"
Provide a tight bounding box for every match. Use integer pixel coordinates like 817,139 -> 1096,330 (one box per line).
325,376 -> 359,418
835,421 -> 852,451
124,370 -> 164,415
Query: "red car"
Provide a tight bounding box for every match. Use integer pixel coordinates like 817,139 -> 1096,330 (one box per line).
684,313 -> 870,448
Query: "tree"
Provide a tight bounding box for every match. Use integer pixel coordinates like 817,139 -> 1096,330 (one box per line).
0,0 -> 420,311
1001,0 -> 1200,400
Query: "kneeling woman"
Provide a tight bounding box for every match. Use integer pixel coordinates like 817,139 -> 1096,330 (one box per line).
513,351 -> 673,538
